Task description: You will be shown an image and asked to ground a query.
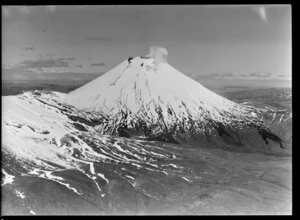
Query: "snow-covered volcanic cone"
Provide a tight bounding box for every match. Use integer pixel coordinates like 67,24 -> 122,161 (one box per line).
66,47 -> 283,151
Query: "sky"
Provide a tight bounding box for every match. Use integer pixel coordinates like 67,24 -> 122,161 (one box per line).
2,5 -> 292,87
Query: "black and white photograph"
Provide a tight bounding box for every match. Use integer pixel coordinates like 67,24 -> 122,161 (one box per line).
2,5 -> 292,215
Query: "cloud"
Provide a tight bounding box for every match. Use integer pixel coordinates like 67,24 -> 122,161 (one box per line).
196,72 -> 234,80
18,58 -> 70,69
211,72 -> 234,79
90,62 -> 105,67
248,72 -> 272,78
277,74 -> 291,80
251,6 -> 267,22
197,72 -> 276,80
86,36 -> 115,42
62,57 -> 76,61
2,67 -> 43,81
2,67 -> 103,83
24,47 -> 35,51
146,46 -> 168,66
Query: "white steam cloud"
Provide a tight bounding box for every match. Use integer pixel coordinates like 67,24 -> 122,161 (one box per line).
146,46 -> 168,66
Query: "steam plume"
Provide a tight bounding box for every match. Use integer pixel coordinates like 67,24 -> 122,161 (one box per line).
146,46 -> 168,66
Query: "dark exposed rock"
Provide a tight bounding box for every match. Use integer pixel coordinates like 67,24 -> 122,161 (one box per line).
257,127 -> 283,149
72,123 -> 88,132
68,115 -> 103,127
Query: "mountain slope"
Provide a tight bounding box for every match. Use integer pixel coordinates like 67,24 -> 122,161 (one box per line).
2,91 -> 291,215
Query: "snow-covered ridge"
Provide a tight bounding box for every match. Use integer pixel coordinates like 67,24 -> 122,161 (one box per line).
2,91 -> 201,199
65,56 -> 262,139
